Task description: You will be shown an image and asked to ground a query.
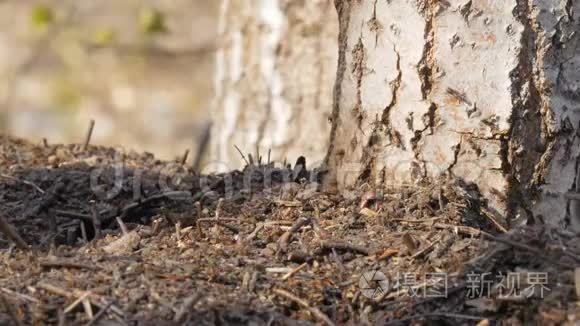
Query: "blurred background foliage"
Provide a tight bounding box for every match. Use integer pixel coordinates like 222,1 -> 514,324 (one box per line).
0,0 -> 218,160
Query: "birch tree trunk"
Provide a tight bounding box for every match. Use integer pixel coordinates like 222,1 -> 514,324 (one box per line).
325,0 -> 580,230
211,0 -> 338,171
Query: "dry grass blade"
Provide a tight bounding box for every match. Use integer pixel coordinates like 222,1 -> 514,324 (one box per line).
233,145 -> 250,165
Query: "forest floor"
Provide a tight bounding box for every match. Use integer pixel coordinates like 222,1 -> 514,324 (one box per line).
0,134 -> 579,325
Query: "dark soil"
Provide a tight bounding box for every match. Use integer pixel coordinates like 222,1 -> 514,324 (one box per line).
0,135 -> 578,325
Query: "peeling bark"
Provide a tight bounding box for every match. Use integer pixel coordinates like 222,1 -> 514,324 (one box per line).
327,0 -> 580,231
211,0 -> 338,171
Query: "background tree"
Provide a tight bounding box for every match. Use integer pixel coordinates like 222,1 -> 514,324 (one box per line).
211,0 -> 338,170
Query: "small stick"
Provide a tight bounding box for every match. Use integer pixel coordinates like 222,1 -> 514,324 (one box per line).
390,217 -> 443,224
0,174 -> 45,194
215,221 -> 241,234
57,309 -> 66,326
281,263 -> 307,281
82,297 -> 94,319
38,282 -> 74,298
180,149 -> 190,165
37,283 -> 126,320
175,221 -> 182,241
433,223 -> 482,237
192,122 -> 212,172
411,237 -> 441,259
248,272 -> 258,292
197,218 -> 237,222
85,300 -> 114,326
54,210 -> 93,222
267,149 -> 271,165
273,289 -> 335,326
0,288 -> 39,304
116,216 -> 128,235
215,198 -> 224,220
42,138 -> 49,148
245,223 -> 264,242
197,218 -> 241,233
195,202 -> 203,236
91,204 -> 101,240
64,291 -> 92,314
0,215 -> 28,250
80,221 -> 88,243
83,119 -> 95,151
278,217 -> 311,252
39,259 -> 99,271
318,241 -> 370,256
48,210 -> 58,234
480,208 -> 508,233
234,145 -> 250,165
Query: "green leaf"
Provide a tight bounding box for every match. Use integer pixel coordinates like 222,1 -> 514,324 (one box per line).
92,28 -> 116,45
31,5 -> 54,28
139,8 -> 168,35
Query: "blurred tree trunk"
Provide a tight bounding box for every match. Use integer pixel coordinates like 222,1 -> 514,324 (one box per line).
325,0 -> 580,230
211,0 -> 338,170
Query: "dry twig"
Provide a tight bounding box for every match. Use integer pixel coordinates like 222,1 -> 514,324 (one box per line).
39,259 -> 99,271
192,122 -> 211,172
278,217 -> 311,252
83,119 -> 95,151
180,149 -> 190,165
273,288 -> 335,326
281,263 -> 308,281
317,240 -> 370,256
234,145 -> 250,165
85,300 -> 114,326
0,174 -> 45,194
0,215 -> 28,250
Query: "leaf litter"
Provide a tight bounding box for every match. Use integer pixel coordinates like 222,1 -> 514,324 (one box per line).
0,134 -> 578,325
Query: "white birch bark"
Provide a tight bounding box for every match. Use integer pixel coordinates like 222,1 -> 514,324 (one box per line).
325,0 -> 580,230
211,0 -> 338,171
